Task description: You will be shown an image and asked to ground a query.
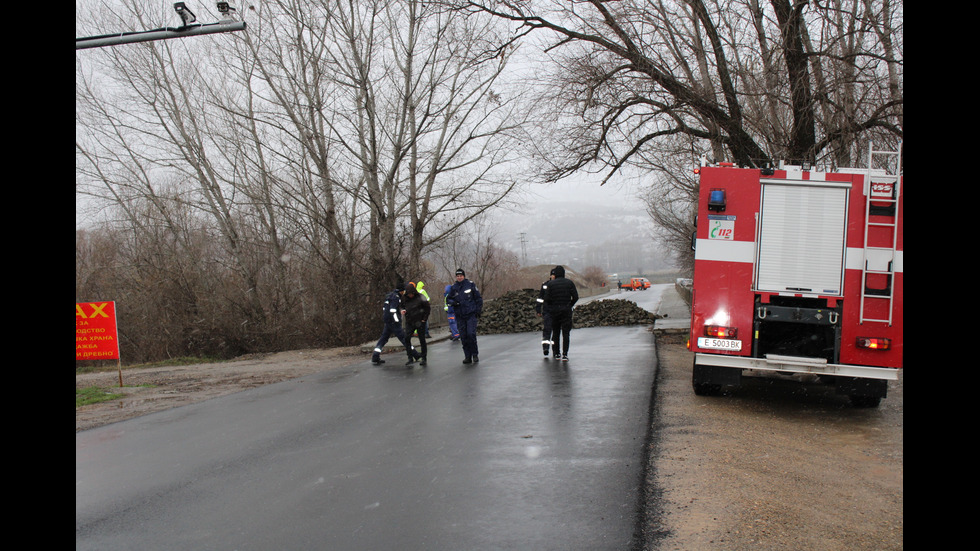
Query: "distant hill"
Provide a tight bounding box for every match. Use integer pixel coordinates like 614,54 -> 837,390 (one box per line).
494,201 -> 676,273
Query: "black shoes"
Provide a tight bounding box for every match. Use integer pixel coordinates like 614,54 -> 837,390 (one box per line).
376,352 -> 425,367
561,354 -> 568,362
463,357 -> 472,364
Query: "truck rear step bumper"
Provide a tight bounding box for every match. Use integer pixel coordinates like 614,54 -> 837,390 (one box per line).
695,353 -> 899,380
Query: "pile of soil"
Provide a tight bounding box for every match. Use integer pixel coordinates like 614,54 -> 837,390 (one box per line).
574,298 -> 659,327
478,289 -> 659,335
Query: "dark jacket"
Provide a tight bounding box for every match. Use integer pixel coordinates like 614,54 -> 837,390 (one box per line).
535,280 -> 551,315
402,288 -> 430,327
544,266 -> 578,310
382,290 -> 404,324
448,278 -> 483,317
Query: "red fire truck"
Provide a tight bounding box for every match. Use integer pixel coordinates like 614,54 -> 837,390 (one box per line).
689,144 -> 902,407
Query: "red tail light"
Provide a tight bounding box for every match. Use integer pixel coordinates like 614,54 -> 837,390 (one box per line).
856,337 -> 891,350
705,325 -> 737,339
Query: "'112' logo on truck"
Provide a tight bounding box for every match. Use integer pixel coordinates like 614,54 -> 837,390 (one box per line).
708,216 -> 735,240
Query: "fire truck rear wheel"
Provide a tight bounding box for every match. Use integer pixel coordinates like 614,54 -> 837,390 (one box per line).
838,377 -> 886,408
693,382 -> 723,396
848,395 -> 882,408
692,361 -> 739,396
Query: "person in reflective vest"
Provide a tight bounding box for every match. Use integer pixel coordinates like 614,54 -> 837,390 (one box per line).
415,280 -> 432,338
402,282 -> 431,366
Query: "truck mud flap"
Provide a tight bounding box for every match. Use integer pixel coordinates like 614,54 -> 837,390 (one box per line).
835,376 -> 888,399
693,361 -> 742,387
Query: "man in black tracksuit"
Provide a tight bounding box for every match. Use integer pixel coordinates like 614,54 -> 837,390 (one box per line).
543,265 -> 578,361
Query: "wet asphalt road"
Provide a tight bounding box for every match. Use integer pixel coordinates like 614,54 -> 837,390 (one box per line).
76,290 -> 667,551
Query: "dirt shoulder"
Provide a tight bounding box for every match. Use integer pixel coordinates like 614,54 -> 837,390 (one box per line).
643,332 -> 903,550
75,347 -> 364,432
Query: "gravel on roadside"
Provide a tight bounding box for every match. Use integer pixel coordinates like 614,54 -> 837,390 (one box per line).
637,332 -> 903,551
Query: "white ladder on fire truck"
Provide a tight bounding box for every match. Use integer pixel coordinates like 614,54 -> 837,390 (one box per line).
859,141 -> 902,325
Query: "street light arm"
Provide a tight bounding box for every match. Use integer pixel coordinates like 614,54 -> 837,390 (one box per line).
76,20 -> 246,50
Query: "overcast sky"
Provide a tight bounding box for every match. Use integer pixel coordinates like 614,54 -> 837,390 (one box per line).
523,173 -> 641,210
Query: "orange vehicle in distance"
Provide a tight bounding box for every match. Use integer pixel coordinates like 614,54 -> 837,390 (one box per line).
620,277 -> 651,291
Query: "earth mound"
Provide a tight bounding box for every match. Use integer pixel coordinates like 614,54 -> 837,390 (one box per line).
478,289 -> 659,335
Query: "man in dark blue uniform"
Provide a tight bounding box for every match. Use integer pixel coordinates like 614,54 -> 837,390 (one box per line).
447,268 -> 483,364
371,276 -> 422,365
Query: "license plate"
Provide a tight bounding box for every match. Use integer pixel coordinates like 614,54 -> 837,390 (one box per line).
697,337 -> 743,351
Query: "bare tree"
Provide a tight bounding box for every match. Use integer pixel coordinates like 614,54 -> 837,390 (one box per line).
398,1 -> 529,277
424,212 -> 518,298
461,0 -> 901,175
459,0 -> 901,271
580,265 -> 608,288
222,0 -> 529,292
76,0 -> 530,359
76,3 -> 281,335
